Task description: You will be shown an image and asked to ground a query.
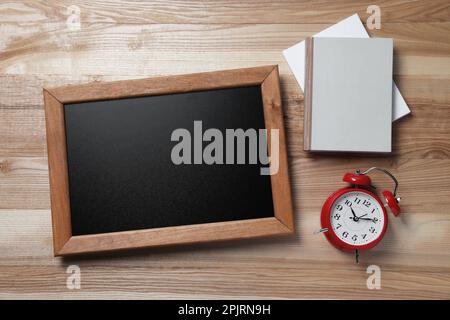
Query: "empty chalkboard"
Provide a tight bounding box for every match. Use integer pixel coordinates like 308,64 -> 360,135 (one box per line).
65,86 -> 274,235
44,66 -> 294,256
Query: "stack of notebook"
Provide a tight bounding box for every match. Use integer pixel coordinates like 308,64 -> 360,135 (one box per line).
283,14 -> 410,153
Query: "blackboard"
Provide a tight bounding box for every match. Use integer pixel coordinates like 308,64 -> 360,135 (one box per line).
65,86 -> 274,235
44,66 -> 294,256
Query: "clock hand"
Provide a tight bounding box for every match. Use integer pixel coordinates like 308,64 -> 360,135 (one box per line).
358,217 -> 376,222
351,209 -> 371,222
350,208 -> 358,220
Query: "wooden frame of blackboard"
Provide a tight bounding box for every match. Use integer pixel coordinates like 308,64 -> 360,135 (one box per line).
43,65 -> 294,256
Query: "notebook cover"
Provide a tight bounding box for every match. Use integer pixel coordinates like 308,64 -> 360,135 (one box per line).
304,37 -> 393,153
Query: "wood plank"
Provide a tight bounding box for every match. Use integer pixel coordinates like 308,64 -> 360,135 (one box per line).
0,157 -> 49,209
1,23 -> 449,76
1,209 -> 449,269
1,154 -> 450,214
0,262 -> 448,299
2,74 -> 449,159
0,210 -> 449,299
0,107 -> 46,157
2,74 -> 449,109
1,0 -> 448,24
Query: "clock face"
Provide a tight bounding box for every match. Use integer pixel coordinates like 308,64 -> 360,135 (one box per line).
330,191 -> 385,246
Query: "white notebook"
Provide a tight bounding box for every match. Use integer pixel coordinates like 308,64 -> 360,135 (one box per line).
283,14 -> 410,121
303,37 -> 393,153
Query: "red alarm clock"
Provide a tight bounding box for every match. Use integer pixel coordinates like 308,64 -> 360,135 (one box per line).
319,167 -> 401,262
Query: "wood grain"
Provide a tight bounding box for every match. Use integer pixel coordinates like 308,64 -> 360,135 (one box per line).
1,0 -> 448,24
1,22 -> 449,76
0,0 -> 449,299
0,209 -> 449,299
261,66 -> 295,231
59,217 -> 292,256
43,90 -> 72,255
46,65 -> 274,103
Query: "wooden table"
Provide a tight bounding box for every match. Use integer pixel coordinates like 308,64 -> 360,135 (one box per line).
0,1 -> 449,299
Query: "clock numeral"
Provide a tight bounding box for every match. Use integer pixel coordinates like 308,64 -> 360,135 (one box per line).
371,208 -> 376,214
362,234 -> 367,239
333,213 -> 341,220
345,200 -> 352,207
363,200 -> 371,207
373,217 -> 378,223
369,226 -> 376,233
354,197 -> 361,204
351,234 -> 358,241
336,205 -> 343,211
342,231 -> 349,238
336,223 -> 342,229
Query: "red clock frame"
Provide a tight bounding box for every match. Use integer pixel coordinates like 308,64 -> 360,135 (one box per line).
321,188 -> 388,252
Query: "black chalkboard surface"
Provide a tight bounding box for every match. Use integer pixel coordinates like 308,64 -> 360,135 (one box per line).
44,66 -> 293,256
64,86 -> 274,236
